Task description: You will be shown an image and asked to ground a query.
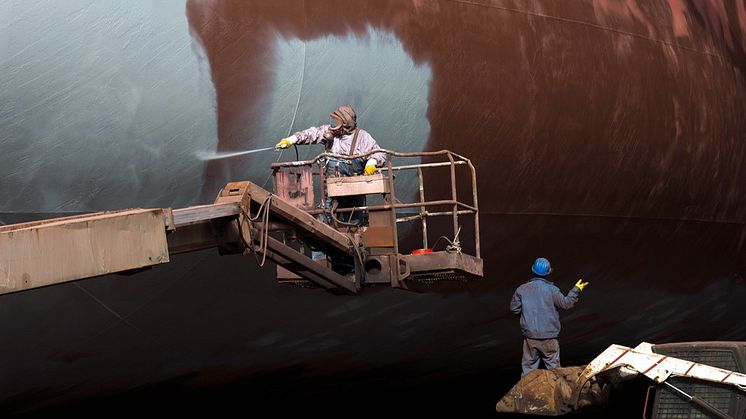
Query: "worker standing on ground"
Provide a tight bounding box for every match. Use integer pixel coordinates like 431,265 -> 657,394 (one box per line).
510,257 -> 588,376
275,105 -> 386,226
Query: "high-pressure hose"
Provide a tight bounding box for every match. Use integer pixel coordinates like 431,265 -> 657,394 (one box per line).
432,226 -> 462,254
239,195 -> 273,267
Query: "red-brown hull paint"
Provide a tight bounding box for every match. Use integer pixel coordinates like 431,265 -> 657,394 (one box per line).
1,0 -> 745,414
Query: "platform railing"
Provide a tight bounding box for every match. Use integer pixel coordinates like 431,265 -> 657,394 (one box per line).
271,149 -> 480,259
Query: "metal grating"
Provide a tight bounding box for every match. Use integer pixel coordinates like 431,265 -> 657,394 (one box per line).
654,349 -> 739,371
279,279 -> 319,289
655,379 -> 734,418
406,270 -> 470,285
652,349 -> 738,418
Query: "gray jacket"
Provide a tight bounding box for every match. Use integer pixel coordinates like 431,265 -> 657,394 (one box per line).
510,278 -> 580,339
294,125 -> 387,166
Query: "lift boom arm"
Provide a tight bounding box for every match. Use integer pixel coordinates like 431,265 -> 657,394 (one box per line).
0,180 -> 360,295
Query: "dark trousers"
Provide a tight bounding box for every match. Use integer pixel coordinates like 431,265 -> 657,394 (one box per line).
521,338 -> 560,377
322,157 -> 366,226
314,157 -> 366,274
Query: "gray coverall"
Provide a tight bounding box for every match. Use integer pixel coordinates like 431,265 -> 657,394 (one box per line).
293,124 -> 387,166
294,124 -> 386,224
510,278 -> 581,376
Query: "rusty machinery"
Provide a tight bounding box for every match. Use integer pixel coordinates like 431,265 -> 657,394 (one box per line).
496,341 -> 746,418
0,149 -> 482,296
267,149 -> 482,292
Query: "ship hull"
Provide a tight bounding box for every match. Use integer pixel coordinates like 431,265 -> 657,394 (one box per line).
1,0 -> 745,414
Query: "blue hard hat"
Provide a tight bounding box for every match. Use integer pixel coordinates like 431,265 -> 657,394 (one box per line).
532,258 -> 552,276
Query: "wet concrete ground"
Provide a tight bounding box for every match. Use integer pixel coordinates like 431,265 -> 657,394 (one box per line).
8,366 -> 649,418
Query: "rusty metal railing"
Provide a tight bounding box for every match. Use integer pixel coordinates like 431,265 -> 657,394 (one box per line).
271,149 -> 480,258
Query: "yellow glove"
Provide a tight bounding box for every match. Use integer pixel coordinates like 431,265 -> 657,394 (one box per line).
275,136 -> 297,149
364,158 -> 377,175
575,279 -> 589,291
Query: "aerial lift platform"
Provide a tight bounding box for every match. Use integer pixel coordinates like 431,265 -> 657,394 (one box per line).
0,149 -> 482,296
